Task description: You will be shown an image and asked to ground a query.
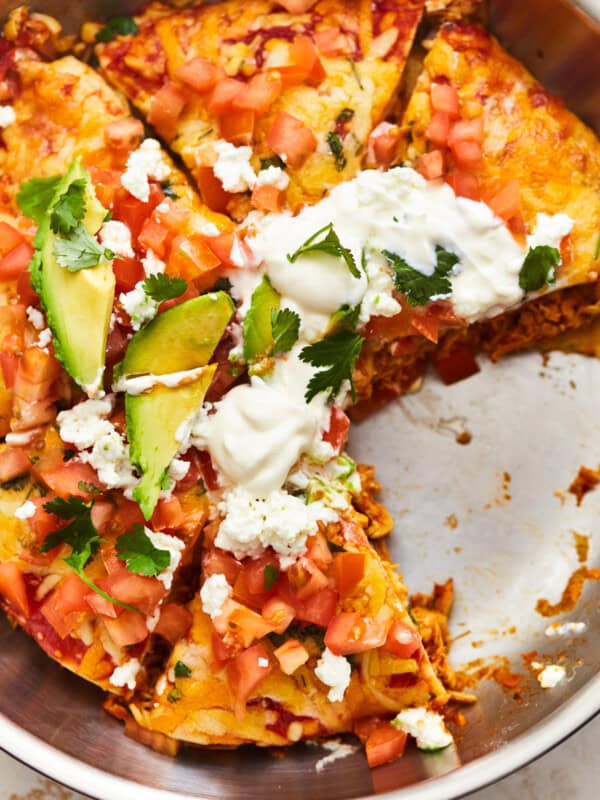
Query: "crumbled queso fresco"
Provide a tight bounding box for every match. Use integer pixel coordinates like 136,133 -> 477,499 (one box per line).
200,573 -> 232,619
314,647 -> 352,703
392,708 -> 453,750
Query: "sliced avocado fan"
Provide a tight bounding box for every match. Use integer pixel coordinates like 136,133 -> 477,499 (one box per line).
29,158 -> 115,396
116,292 -> 234,519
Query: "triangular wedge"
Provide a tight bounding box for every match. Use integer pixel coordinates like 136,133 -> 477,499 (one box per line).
94,0 -> 425,212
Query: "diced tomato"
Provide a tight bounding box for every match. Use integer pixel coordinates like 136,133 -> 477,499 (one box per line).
153,198 -> 188,232
445,170 -> 480,201
426,111 -> 450,147
176,57 -> 221,94
0,222 -> 24,255
448,116 -> 484,146
89,166 -> 122,209
203,548 -> 242,585
153,603 -> 193,644
251,183 -> 285,212
39,461 -> 101,499
148,81 -> 187,131
305,532 -> 333,571
104,609 -> 149,647
314,27 -> 350,56
219,109 -> 255,147
197,450 -> 221,491
104,118 -> 144,149
85,590 -> 120,618
323,406 -> 350,452
226,643 -> 272,713
99,570 -> 165,616
204,232 -> 239,269
13,348 -> 60,403
208,78 -> 245,114
277,0 -> 317,11
234,72 -> 282,115
213,599 -> 274,648
112,256 -> 145,292
28,499 -> 59,542
0,241 -> 34,280
368,122 -> 401,168
195,166 -> 231,213
41,594 -> 85,639
416,149 -> 444,181
91,500 -> 114,534
274,639 -> 309,675
451,139 -> 482,169
167,234 -> 221,281
434,343 -> 480,385
212,630 -> 235,665
16,269 -> 38,306
233,569 -> 262,609
151,496 -> 184,531
486,179 -> 521,221
261,597 -> 295,634
0,351 -> 18,388
276,36 -> 325,88
288,557 -> 329,600
0,446 -> 30,482
0,562 -> 29,617
111,497 -> 146,534
244,553 -> 280,595
159,280 -> 201,313
297,586 -> 338,627
267,112 -> 317,168
366,723 -> 407,768
384,621 -> 421,658
430,82 -> 460,117
138,217 -> 170,258
114,186 -> 163,240
325,612 -> 388,656
334,552 -> 365,598
409,311 -> 441,343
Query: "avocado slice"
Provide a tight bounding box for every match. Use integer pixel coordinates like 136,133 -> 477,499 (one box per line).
31,159 -> 115,395
242,274 -> 280,363
118,291 -> 234,518
128,367 -> 216,519
115,292 -> 235,379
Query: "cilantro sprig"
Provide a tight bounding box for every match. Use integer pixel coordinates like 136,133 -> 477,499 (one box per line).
142,273 -> 187,303
51,179 -> 87,236
174,660 -> 192,678
95,15 -> 139,43
287,223 -> 360,279
54,225 -> 114,272
42,496 -> 141,614
327,131 -> 347,171
116,524 -> 171,578
300,330 -> 364,403
271,307 -> 300,355
518,245 -> 559,292
263,563 -> 280,591
17,176 -> 62,225
384,246 -> 458,306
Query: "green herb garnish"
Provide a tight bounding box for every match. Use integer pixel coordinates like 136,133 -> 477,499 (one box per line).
142,273 -> 187,303
518,245 -> 560,292
299,330 -> 364,403
174,660 -> 192,678
16,176 -> 62,225
271,307 -> 300,355
260,155 -> 287,171
287,223 -> 359,278
116,523 -> 171,578
263,563 -> 280,591
50,179 -> 86,236
327,131 -> 347,171
95,15 -> 139,43
54,224 -> 113,272
384,246 -> 458,306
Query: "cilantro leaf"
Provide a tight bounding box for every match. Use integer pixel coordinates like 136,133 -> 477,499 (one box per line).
95,15 -> 139,43
260,155 -> 287,171
42,495 -> 141,614
142,273 -> 187,302
16,175 -> 62,225
116,524 -> 171,577
336,108 -> 354,125
327,131 -> 347,171
299,330 -> 364,403
159,179 -> 179,199
54,224 -> 113,272
50,178 -> 86,236
518,245 -> 560,292
174,660 -> 192,678
329,303 -> 361,334
287,223 -> 359,279
271,307 -> 300,354
384,245 -> 458,306
263,563 -> 280,591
